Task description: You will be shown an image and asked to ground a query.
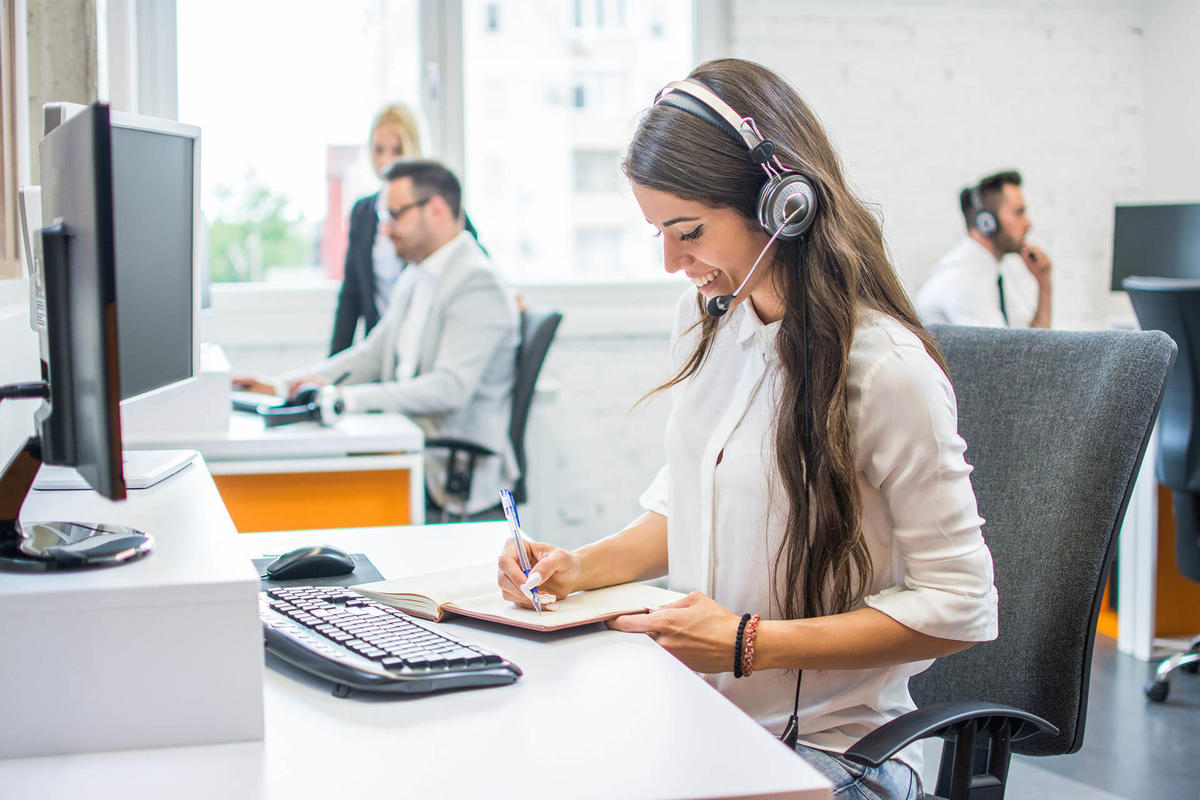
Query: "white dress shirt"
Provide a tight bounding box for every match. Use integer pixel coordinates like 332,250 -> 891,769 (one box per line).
371,193 -> 405,318
639,291 -> 999,775
390,243 -> 446,383
916,237 -> 1036,328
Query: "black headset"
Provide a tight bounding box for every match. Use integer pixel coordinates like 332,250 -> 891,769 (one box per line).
654,79 -> 818,241
967,184 -> 999,237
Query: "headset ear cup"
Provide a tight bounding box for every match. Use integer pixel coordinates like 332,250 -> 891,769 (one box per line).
758,174 -> 818,240
975,209 -> 999,237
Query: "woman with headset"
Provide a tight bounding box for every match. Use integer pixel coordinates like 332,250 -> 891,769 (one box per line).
498,59 -> 997,799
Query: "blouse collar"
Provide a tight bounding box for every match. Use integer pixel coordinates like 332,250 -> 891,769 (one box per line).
733,299 -> 782,357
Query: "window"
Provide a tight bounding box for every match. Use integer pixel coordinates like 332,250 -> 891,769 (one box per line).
462,0 -> 693,282
0,0 -> 22,279
177,0 -> 419,284
177,0 -> 693,285
573,149 -> 623,193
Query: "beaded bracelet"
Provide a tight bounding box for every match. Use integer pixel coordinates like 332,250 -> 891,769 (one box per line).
741,614 -> 761,677
733,613 -> 752,678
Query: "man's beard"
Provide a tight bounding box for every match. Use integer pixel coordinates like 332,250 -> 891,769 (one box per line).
993,228 -> 1023,256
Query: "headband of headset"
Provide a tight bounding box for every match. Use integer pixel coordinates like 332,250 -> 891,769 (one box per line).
654,79 -> 779,166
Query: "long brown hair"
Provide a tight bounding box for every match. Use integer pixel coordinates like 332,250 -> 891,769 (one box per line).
623,59 -> 947,620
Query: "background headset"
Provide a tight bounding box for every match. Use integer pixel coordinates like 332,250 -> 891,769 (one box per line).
968,184 -> 999,237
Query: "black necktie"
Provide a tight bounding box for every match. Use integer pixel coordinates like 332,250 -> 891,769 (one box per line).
997,274 -> 1009,326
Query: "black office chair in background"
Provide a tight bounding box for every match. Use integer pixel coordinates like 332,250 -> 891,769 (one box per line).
426,307 -> 563,522
1123,276 -> 1200,702
844,325 -> 1175,800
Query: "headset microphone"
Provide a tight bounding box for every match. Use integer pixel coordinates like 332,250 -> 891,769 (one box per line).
705,194 -> 810,318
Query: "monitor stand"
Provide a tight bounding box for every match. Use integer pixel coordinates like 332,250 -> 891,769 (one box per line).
0,436 -> 153,573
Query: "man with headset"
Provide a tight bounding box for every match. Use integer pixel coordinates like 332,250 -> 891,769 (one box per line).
915,170 -> 1053,328
233,159 -> 520,517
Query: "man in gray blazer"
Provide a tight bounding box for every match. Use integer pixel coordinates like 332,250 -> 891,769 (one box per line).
236,160 -> 519,516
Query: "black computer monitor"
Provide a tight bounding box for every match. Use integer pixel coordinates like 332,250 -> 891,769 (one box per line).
1111,203 -> 1200,291
0,102 -> 152,572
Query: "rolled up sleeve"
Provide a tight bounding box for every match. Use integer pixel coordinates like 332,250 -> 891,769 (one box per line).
639,464 -> 670,518
856,342 -> 998,643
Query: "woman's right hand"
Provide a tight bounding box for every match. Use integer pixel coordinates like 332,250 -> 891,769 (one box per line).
497,540 -> 584,609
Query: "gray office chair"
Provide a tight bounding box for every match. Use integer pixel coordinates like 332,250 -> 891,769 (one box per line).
426,307 -> 563,522
1123,277 -> 1200,701
844,325 -> 1175,800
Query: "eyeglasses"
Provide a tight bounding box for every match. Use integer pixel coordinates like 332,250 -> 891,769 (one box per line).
382,197 -> 432,222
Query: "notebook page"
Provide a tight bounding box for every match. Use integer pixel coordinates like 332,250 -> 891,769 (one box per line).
448,582 -> 685,631
352,561 -> 497,612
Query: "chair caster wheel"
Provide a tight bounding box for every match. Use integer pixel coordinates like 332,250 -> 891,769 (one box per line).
1145,680 -> 1169,702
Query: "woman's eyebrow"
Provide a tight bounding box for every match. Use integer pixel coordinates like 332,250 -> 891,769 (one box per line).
661,215 -> 700,227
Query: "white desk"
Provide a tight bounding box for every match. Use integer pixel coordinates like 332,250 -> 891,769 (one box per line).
2,457 -> 264,759
127,412 -> 426,529
0,519 -> 830,800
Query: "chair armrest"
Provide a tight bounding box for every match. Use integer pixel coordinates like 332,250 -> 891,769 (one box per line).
423,437 -> 497,458
842,701 -> 1059,768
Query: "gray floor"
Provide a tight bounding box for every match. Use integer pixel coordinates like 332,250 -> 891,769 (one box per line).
919,635 -> 1200,799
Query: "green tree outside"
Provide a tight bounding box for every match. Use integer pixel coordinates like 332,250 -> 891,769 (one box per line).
207,174 -> 314,282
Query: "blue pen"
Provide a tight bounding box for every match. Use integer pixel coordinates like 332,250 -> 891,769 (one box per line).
500,489 -> 542,614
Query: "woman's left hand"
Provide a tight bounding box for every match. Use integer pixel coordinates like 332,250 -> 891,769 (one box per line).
608,592 -> 743,674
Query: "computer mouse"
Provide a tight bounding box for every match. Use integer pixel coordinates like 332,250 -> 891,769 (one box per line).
265,545 -> 356,580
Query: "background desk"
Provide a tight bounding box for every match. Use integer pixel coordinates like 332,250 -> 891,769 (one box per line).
0,518 -> 831,800
127,411 -> 425,530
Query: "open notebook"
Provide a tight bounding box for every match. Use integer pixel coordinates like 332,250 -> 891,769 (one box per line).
351,562 -> 684,633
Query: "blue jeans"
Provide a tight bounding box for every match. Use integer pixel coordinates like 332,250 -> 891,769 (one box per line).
795,744 -> 922,800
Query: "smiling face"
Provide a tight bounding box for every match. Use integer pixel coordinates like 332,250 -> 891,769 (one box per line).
632,182 -> 784,320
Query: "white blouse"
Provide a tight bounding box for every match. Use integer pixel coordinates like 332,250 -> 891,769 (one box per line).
639,290 -> 998,774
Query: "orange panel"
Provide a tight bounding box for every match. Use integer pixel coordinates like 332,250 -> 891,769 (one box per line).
1097,579 -> 1118,641
213,469 -> 411,533
1154,484 -> 1200,637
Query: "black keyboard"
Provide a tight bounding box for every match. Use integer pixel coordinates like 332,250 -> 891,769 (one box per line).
260,586 -> 522,695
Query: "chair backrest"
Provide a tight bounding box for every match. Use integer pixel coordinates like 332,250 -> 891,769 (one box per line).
509,308 -> 562,502
913,325 -> 1175,757
1123,277 -> 1200,493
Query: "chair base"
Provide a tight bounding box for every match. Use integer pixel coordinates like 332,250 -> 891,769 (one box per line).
1144,634 -> 1200,702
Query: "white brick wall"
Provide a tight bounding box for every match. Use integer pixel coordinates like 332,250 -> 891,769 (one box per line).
730,0 -> 1148,329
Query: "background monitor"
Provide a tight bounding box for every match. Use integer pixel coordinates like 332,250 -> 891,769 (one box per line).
1111,203 -> 1200,291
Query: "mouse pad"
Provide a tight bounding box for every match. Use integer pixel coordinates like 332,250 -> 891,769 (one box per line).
253,553 -> 384,590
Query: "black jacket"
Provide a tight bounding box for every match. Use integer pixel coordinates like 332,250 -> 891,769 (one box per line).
330,193 -> 385,356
